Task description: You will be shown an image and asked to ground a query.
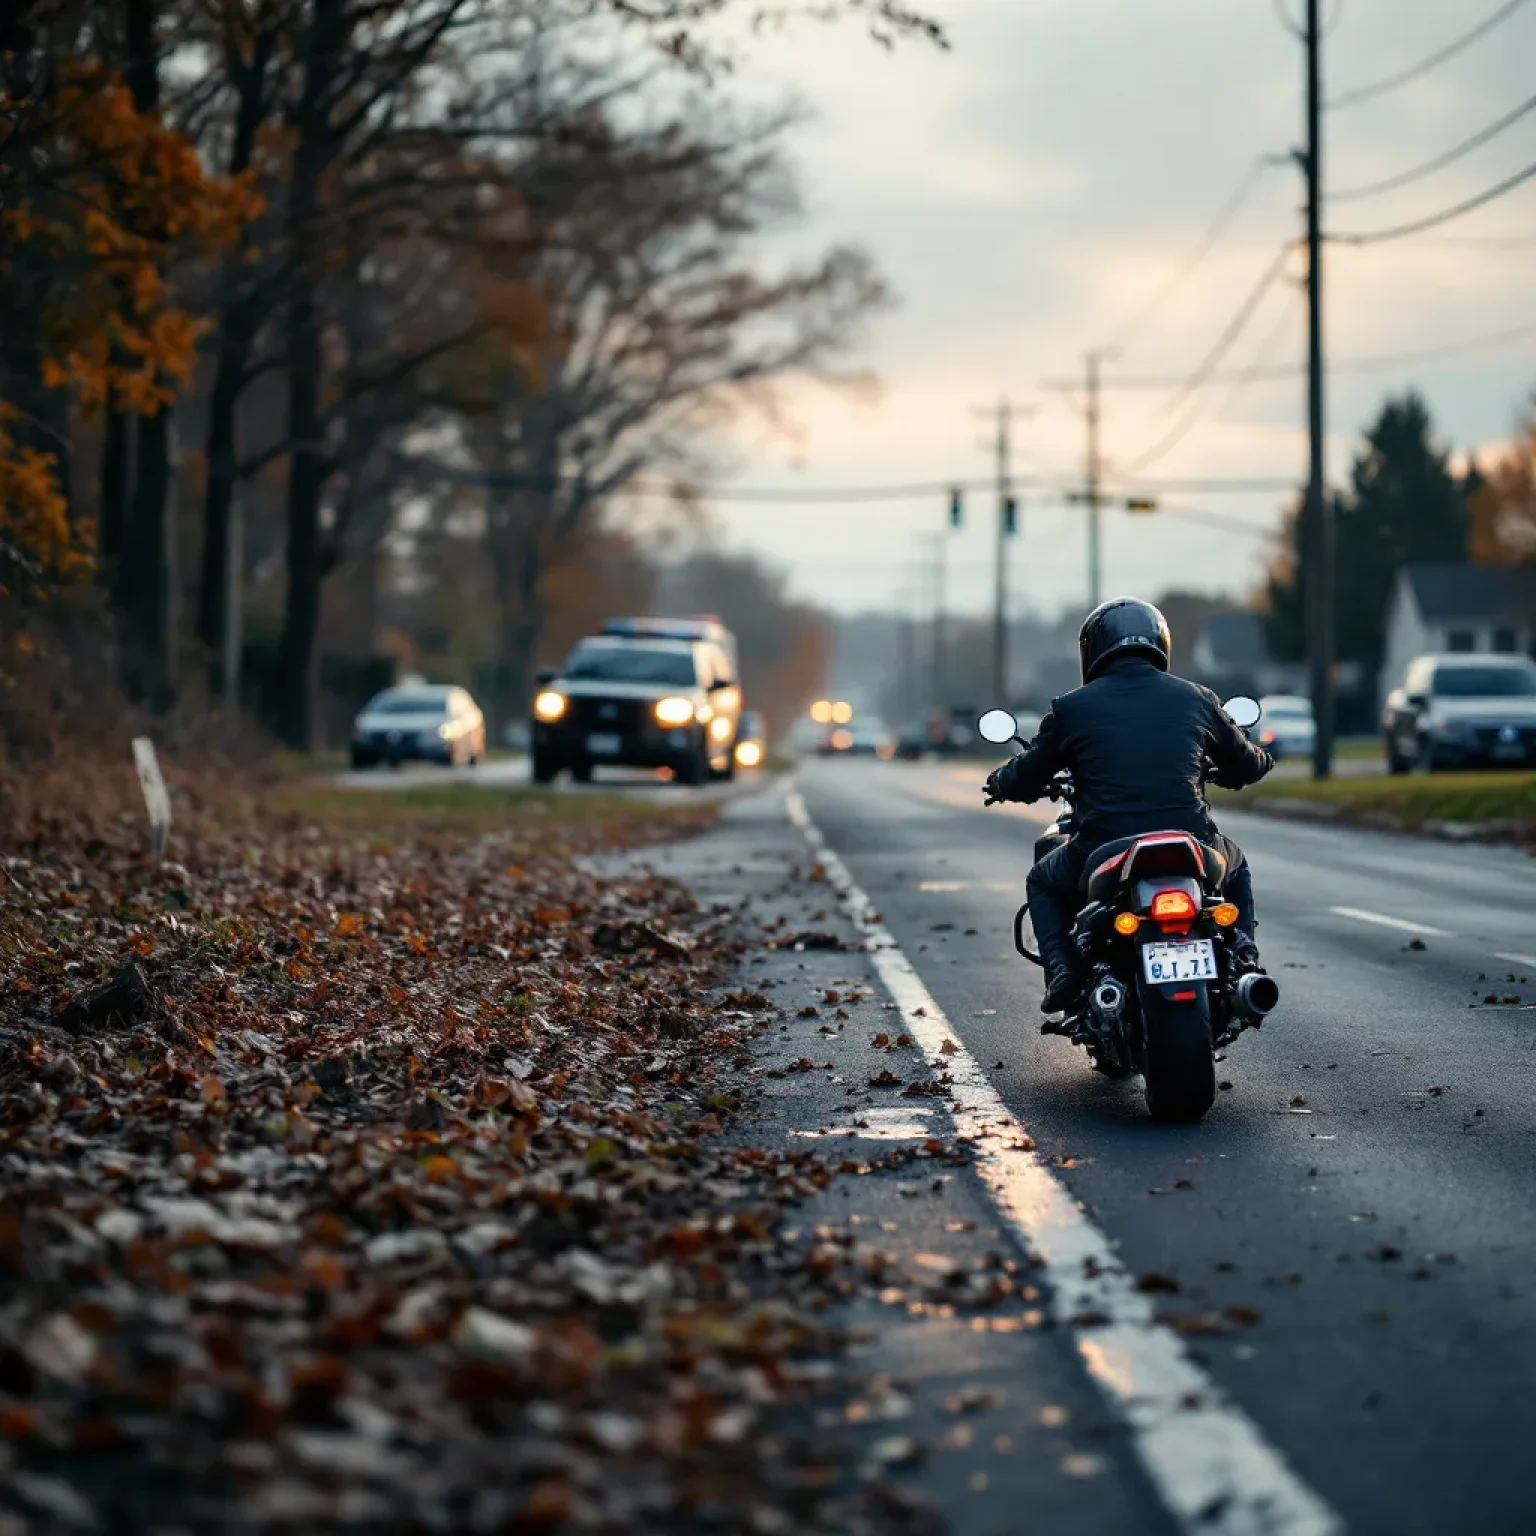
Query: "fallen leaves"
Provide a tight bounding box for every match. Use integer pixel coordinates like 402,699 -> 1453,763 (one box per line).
0,776 -> 888,1532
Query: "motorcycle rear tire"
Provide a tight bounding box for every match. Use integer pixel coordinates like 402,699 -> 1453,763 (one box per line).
1139,987 -> 1216,1123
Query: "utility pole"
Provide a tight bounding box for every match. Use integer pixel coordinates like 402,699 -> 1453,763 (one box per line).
1302,0 -> 1334,779
974,400 -> 1034,705
1084,348 -> 1119,609
929,532 -> 948,710
895,585 -> 917,724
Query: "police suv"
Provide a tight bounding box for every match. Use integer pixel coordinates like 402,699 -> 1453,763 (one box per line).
531,621 -> 742,786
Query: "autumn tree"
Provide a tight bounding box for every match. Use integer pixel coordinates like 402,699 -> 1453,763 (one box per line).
0,0 -> 255,639
1469,393 -> 1536,565
1266,392 -> 1476,691
410,93 -> 887,734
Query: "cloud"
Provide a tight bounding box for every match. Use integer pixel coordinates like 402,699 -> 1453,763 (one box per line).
694,0 -> 1536,617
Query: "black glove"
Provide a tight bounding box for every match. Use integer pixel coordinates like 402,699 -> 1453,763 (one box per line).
984,766 -> 1005,805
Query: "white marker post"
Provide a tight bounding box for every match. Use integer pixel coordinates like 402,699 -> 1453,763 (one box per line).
131,737 -> 171,862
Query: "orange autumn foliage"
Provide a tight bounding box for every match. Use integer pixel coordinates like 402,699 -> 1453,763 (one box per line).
1469,408 -> 1536,567
0,59 -> 260,578
0,407 -> 89,582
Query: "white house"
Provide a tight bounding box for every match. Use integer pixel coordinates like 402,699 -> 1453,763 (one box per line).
1380,563 -> 1536,703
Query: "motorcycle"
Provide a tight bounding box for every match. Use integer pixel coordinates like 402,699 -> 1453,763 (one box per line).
977,698 -> 1280,1123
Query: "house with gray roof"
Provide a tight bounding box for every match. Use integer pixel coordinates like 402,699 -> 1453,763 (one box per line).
1190,612 -> 1305,697
1381,563 -> 1536,703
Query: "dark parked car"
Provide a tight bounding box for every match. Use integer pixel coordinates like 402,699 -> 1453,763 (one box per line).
350,685 -> 486,769
531,635 -> 741,785
1382,654 -> 1536,773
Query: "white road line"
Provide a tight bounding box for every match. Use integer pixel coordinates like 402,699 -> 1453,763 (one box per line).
1329,905 -> 1453,938
1493,953 -> 1536,970
788,788 -> 1340,1536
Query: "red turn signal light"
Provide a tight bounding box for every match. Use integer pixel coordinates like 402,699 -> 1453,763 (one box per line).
1150,889 -> 1198,922
1212,902 -> 1240,928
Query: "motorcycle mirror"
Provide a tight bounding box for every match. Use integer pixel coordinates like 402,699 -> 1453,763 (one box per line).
1223,695 -> 1262,730
977,708 -> 1019,745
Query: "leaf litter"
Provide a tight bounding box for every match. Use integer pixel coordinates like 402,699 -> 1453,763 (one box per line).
0,777 -> 972,1533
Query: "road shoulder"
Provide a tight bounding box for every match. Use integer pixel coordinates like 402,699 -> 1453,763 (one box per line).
625,783 -> 1172,1536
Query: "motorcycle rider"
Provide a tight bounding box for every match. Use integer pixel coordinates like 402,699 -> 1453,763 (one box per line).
985,597 -> 1274,1018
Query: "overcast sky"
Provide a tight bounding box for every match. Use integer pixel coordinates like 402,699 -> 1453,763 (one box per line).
667,0 -> 1536,621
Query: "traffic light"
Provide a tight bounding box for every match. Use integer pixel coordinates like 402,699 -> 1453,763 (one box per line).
1003,496 -> 1018,536
950,488 -> 963,528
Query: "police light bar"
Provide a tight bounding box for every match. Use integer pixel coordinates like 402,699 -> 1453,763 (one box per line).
602,616 -> 725,640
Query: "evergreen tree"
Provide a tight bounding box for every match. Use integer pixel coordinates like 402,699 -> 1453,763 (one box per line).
1266,391 -> 1469,685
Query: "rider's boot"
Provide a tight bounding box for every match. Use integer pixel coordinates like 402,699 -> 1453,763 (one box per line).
1039,960 -> 1085,1033
1028,880 -> 1084,1026
1041,965 -> 1083,1013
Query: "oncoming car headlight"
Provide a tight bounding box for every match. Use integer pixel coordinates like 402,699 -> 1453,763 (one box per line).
655,696 -> 696,727
533,690 -> 567,723
709,714 -> 734,742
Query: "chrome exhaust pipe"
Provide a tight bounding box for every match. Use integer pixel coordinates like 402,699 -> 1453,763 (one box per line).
1232,971 -> 1280,1021
1090,978 -> 1127,1023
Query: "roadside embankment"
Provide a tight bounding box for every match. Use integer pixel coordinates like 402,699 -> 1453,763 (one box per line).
1216,771 -> 1536,848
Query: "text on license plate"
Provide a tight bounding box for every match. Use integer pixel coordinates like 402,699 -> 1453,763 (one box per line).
586,733 -> 622,756
1142,939 -> 1217,985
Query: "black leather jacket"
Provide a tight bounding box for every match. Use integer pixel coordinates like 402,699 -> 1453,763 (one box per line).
992,657 -> 1274,847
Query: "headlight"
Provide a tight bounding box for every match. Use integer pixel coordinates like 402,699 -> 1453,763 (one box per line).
654,696 -> 695,727
735,740 -> 763,768
708,714 -> 734,742
1431,716 -> 1468,740
436,723 -> 453,740
533,691 -> 567,722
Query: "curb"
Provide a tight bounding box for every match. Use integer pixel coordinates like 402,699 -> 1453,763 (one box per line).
1242,795 -> 1534,850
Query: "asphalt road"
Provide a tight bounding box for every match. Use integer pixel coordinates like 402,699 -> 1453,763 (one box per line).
761,757 -> 1536,1535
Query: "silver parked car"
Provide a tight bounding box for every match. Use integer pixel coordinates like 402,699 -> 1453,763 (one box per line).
1257,694 -> 1316,761
350,684 -> 487,770
1382,654 -> 1536,774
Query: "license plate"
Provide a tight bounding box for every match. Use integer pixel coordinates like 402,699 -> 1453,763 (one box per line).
1142,939 -> 1217,985
586,733 -> 622,756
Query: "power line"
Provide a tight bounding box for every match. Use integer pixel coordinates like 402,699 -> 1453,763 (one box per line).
1327,0 -> 1529,111
1116,289 -> 1298,477
1332,156 -> 1536,244
1392,231 -> 1536,249
1045,317 -> 1536,389
1104,156 -> 1285,352
1103,473 -> 1298,493
1211,292 -> 1301,421
1332,90 -> 1536,201
393,453 -> 1305,504
1158,504 -> 1277,539
389,454 -> 1059,501
1118,244 -> 1297,474
1148,243 -> 1297,420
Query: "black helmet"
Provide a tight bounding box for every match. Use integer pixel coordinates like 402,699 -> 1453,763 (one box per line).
1079,597 -> 1171,683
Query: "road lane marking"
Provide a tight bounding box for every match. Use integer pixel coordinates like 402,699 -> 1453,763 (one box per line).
1329,905 -> 1453,938
1493,953 -> 1536,970
787,788 -> 1341,1536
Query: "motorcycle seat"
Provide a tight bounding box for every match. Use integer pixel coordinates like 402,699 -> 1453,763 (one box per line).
1082,833 -> 1227,902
